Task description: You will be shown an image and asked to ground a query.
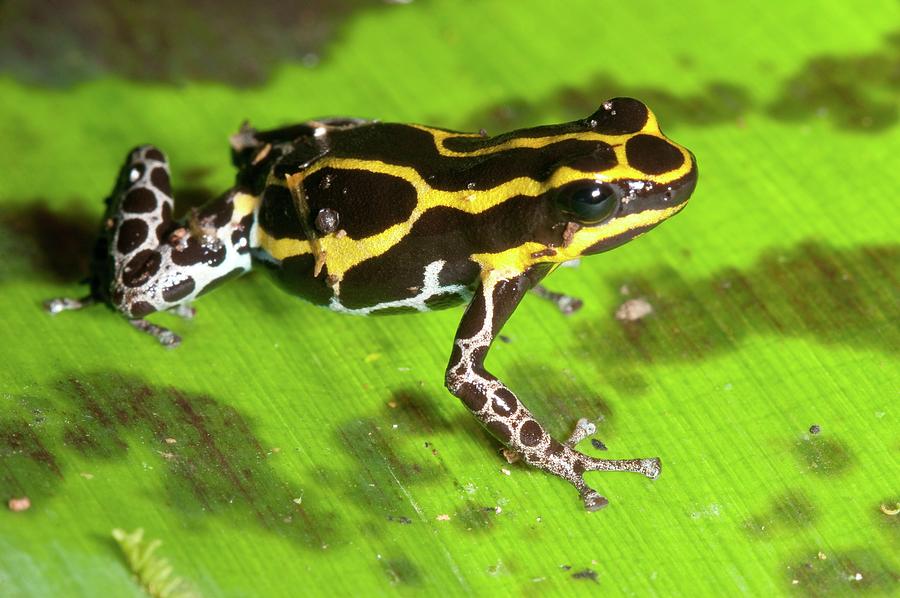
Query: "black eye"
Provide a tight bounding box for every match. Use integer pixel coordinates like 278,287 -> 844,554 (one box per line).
558,182 -> 619,224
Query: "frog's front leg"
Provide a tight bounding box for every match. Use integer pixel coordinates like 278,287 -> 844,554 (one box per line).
445,270 -> 660,511
46,145 -> 256,346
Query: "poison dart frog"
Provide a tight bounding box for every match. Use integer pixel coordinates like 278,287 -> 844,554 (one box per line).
47,98 -> 697,510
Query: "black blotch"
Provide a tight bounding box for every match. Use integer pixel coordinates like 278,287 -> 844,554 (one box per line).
625,134 -> 684,175
784,549 -> 899,595
518,420 -> 542,447
170,236 -> 226,268
121,249 -> 161,288
162,276 -> 196,302
116,218 -> 148,254
794,434 -> 854,476
0,201 -> 95,283
304,168 -> 417,240
144,148 -> 166,162
0,373 -> 339,549
128,300 -> 155,317
199,192 -> 235,229
486,420 -> 511,442
121,188 -> 157,213
150,167 -> 172,197
590,97 -> 649,134
743,490 -> 817,539
574,242 -> 898,396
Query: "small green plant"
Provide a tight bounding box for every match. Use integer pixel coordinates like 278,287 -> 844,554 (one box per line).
112,528 -> 200,598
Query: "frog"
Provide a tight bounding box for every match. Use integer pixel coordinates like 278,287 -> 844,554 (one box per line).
46,97 -> 697,510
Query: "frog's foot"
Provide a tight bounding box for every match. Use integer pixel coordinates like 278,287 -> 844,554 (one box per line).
129,319 -> 181,348
571,453 -> 662,511
531,285 -> 583,315
44,296 -> 95,314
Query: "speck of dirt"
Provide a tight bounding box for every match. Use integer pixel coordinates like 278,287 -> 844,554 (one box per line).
809,424 -> 821,435
615,298 -> 653,322
572,568 -> 599,582
7,496 -> 31,512
591,438 -> 608,451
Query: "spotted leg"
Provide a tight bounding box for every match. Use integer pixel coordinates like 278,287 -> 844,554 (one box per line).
45,145 -> 257,346
445,269 -> 660,511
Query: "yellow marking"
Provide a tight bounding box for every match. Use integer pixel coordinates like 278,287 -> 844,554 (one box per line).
415,126 -> 631,157
233,192 -> 260,218
410,107 -> 662,159
256,113 -> 692,285
472,203 -> 687,275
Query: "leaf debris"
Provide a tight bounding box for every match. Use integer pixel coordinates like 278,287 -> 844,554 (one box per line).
112,528 -> 200,598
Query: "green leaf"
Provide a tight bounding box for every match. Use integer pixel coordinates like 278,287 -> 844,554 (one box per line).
1,1 -> 898,596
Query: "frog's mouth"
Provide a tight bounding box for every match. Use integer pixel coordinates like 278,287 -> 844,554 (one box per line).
581,154 -> 698,256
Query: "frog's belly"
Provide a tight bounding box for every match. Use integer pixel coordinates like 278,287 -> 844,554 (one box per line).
255,249 -> 477,315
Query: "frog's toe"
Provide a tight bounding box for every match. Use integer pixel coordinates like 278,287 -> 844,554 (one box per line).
44,296 -> 93,314
565,417 -> 597,447
129,319 -> 182,348
581,489 -> 610,511
582,455 -> 661,480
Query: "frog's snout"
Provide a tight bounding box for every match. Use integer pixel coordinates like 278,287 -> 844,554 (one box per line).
668,152 -> 698,207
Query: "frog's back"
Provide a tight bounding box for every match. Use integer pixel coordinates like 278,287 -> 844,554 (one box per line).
246,114 -> 637,314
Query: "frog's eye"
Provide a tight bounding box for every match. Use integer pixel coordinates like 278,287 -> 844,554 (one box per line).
557,182 -> 619,224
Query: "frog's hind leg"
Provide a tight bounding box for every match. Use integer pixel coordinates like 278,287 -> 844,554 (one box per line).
446,270 -> 660,511
48,145 -> 257,347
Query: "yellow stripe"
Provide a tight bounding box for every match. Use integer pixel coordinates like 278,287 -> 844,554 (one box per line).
471,203 -> 686,276
257,115 -> 690,284
410,108 -> 662,158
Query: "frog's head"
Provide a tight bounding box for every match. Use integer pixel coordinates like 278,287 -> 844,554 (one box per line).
546,98 -> 697,260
